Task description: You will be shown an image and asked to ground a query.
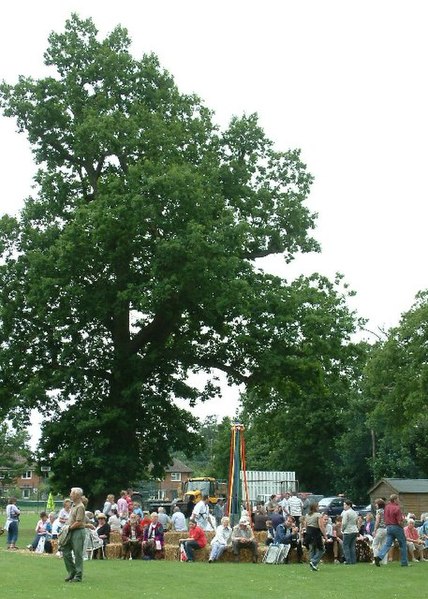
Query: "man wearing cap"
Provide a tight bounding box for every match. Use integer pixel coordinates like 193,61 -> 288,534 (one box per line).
231,518 -> 258,563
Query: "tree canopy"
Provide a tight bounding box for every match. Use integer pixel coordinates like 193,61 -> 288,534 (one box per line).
0,14 -> 360,499
364,290 -> 428,479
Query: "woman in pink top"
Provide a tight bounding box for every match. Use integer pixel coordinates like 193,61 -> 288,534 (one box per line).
404,519 -> 426,562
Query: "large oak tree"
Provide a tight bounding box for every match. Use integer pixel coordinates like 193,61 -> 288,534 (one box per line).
0,15 -> 359,498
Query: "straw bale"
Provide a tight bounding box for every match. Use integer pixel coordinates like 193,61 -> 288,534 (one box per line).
106,543 -> 123,559
193,546 -> 211,561
164,532 -> 184,545
254,531 -> 268,544
164,544 -> 180,561
110,531 -> 122,544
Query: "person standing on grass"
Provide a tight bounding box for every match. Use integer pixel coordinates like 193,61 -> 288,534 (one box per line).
192,494 -> 210,530
372,498 -> 387,565
305,501 -> 328,571
374,494 -> 408,567
341,499 -> 359,565
287,492 -> 304,528
117,490 -> 129,523
62,487 -> 87,583
5,497 -> 20,550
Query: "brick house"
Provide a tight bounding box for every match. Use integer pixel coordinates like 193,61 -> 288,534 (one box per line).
17,466 -> 46,499
158,458 -> 193,500
0,463 -> 46,499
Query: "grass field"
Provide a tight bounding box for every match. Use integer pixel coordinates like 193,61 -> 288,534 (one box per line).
2,512 -> 426,599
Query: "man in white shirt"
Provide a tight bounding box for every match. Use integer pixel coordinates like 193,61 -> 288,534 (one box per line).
287,492 -> 303,527
171,506 -> 188,532
279,492 -> 291,515
192,494 -> 210,530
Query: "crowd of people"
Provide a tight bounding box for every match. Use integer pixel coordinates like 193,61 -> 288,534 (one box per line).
5,487 -> 428,580
253,492 -> 428,570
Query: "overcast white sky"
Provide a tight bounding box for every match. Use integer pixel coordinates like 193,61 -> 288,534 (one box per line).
1,1 -> 427,431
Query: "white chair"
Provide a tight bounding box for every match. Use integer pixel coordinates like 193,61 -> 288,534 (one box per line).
84,529 -> 105,560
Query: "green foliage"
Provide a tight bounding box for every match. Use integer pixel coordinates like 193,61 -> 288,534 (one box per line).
0,423 -> 31,485
174,415 -> 233,480
364,290 -> 428,479
329,393 -> 374,501
239,281 -> 365,494
0,15 -> 360,498
208,416 -> 234,479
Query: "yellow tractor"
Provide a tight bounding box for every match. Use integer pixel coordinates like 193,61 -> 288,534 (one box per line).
177,477 -> 226,513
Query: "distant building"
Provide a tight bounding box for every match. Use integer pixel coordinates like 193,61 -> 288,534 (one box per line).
0,462 -> 45,499
159,458 -> 193,500
368,478 -> 428,517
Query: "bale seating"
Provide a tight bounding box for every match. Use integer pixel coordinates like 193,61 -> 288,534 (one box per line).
41,529 -> 428,563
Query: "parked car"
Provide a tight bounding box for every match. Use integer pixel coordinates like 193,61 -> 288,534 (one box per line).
301,494 -> 324,515
355,504 -> 373,518
318,497 -> 372,521
318,496 -> 345,520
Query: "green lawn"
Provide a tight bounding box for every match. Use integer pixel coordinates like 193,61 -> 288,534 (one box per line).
0,550 -> 425,599
2,512 -> 426,599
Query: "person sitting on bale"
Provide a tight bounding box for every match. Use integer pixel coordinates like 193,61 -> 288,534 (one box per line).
209,516 -> 232,562
179,518 -> 207,562
419,513 -> 428,549
404,519 -> 427,562
93,513 -> 110,559
27,511 -> 49,552
275,514 -> 303,563
44,512 -> 56,553
265,519 -> 275,545
232,517 -> 258,563
142,512 -> 164,560
121,513 -> 144,560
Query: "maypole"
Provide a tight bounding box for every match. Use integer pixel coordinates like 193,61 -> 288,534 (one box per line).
226,421 -> 251,526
